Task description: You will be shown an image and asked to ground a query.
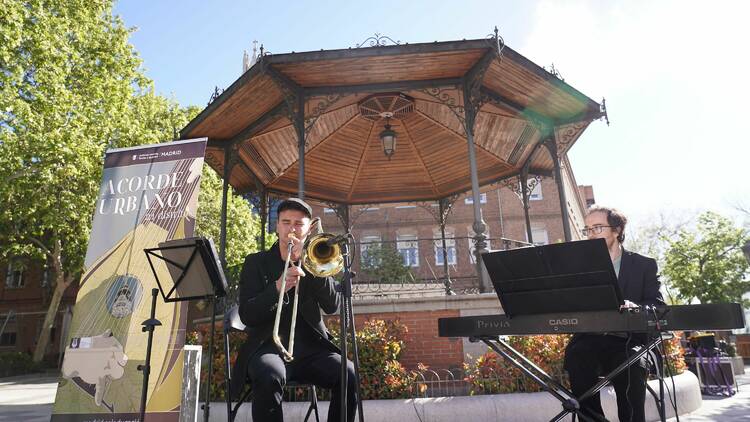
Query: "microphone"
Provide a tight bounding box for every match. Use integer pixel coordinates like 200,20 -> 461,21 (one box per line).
325,233 -> 349,246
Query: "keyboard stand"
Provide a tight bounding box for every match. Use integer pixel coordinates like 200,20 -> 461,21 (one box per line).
475,335 -> 666,422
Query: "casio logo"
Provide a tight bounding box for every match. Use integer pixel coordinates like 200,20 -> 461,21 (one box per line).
549,318 -> 578,326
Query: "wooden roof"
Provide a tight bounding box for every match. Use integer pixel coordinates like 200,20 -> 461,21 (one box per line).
181,38 -> 603,205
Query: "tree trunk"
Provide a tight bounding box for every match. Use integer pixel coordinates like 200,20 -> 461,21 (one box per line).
32,241 -> 72,363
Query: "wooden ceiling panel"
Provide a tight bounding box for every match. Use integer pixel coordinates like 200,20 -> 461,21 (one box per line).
305,104 -> 360,149
415,100 -> 464,138
189,75 -> 282,139
482,60 -> 590,121
348,118 -> 435,198
275,50 -> 485,87
473,113 -> 530,163
251,126 -> 298,175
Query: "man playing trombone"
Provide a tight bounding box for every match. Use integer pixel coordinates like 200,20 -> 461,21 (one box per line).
233,197 -> 357,422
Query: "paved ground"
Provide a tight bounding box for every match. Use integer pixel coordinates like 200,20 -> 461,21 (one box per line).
1,368 -> 748,421
666,367 -> 750,421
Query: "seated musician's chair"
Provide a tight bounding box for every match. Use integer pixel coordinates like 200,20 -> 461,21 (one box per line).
223,304 -> 320,422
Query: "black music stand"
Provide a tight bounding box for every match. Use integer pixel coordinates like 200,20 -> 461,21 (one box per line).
142,237 -> 228,422
478,239 -> 666,422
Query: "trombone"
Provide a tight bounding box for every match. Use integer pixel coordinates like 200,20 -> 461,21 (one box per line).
272,218 -> 345,361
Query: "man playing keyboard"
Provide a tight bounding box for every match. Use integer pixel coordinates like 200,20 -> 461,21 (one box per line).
564,206 -> 664,422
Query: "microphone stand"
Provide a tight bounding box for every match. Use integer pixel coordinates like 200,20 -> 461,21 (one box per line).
337,238 -> 365,422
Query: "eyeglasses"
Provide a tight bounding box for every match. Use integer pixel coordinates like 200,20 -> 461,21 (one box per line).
581,225 -> 613,236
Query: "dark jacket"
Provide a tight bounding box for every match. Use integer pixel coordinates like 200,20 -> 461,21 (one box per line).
616,249 -> 664,308
230,242 -> 340,398
569,249 -> 665,347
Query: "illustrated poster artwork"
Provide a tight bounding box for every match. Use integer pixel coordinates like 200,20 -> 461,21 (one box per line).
52,138 -> 207,422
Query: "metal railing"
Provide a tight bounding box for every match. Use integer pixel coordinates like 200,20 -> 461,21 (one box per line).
283,365 -> 569,401
349,236 -> 531,297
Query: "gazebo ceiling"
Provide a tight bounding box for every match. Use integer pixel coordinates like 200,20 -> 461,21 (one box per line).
181,37 -> 604,205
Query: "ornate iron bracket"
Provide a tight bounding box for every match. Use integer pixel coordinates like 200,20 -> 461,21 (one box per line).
304,93 -> 348,137
354,33 -> 401,48
416,195 -> 460,227
501,174 -> 543,202
554,121 -> 588,157
418,86 -> 466,130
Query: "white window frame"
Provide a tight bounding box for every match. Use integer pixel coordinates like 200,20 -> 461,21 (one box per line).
397,234 -> 420,267
5,261 -> 24,289
464,193 -> 487,204
360,235 -> 382,266
529,224 -> 549,246
529,182 -> 543,200
433,230 -> 457,266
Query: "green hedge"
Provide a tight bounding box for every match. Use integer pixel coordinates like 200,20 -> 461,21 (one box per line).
0,352 -> 41,378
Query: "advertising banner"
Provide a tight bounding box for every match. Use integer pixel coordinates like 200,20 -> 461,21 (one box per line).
52,138 -> 207,422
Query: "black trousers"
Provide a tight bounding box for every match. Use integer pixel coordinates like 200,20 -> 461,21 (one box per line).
247,341 -> 357,422
564,335 -> 648,422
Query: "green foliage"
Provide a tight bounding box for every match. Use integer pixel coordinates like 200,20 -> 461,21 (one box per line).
464,335 -> 570,394
0,352 -> 41,377
663,212 -> 750,306
360,243 -> 414,284
328,319 -> 418,399
662,333 -> 687,375
187,318 -> 417,401
194,166 -> 265,300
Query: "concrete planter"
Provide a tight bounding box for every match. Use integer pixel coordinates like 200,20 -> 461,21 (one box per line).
209,371 -> 701,422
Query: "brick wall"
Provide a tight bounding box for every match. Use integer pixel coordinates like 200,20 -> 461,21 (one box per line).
324,295 -> 501,370
342,308 -> 463,369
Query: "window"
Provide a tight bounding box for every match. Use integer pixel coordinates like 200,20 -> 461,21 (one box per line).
397,234 -> 419,267
5,261 -> 24,289
0,332 -> 16,347
529,182 -> 543,200
266,198 -> 282,233
434,230 -> 457,266
41,265 -> 49,287
529,224 -> 549,246
467,226 -> 490,264
518,181 -> 543,200
464,193 -> 487,204
360,235 -> 382,266
395,205 -> 415,209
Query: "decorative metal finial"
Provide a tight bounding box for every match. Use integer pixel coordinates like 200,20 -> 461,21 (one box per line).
208,86 -> 224,105
486,26 -> 505,63
600,98 -> 610,126
546,63 -> 564,81
355,33 -> 401,48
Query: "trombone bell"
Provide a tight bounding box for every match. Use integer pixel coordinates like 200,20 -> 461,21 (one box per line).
303,234 -> 345,278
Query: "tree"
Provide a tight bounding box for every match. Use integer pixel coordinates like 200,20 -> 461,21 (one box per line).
0,1 -> 263,362
627,211 -> 694,304
0,0 -> 156,362
662,212 -> 750,306
360,242 -> 414,283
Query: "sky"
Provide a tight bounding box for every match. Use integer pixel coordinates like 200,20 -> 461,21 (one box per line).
113,0 -> 750,229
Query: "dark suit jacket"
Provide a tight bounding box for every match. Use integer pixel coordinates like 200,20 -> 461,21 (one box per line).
568,249 -> 665,347
230,241 -> 340,398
